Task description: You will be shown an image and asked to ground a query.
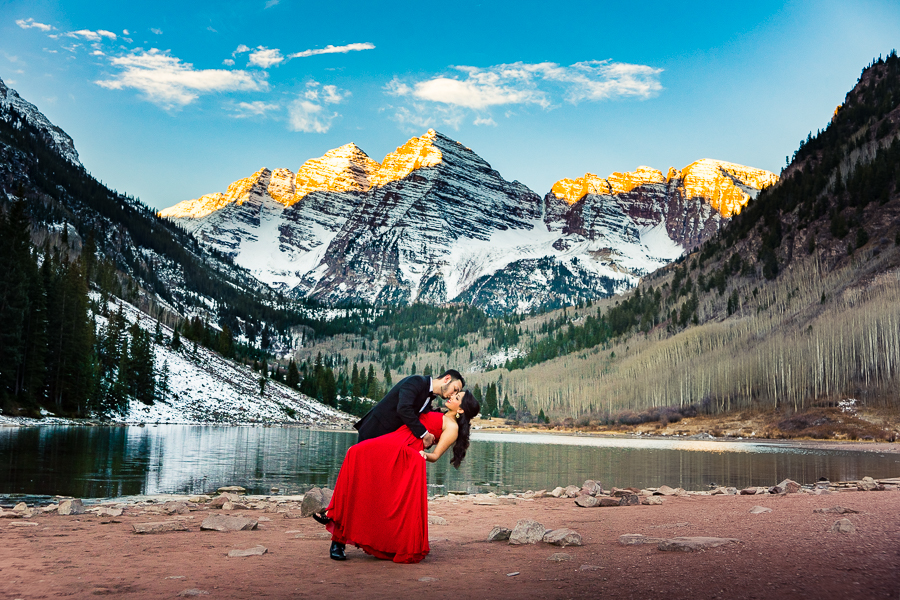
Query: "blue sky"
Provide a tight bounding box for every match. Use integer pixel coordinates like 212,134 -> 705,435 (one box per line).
3,0 -> 899,211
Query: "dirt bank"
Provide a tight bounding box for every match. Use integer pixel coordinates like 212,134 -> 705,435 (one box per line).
2,489 -> 898,599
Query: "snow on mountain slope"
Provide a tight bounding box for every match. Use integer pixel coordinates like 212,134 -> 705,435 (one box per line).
100,296 -> 354,426
0,77 -> 80,165
161,131 -> 777,313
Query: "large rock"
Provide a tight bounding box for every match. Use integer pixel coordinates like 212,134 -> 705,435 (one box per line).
657,537 -> 741,552
619,494 -> 640,506
777,479 -> 801,494
655,485 -> 676,496
563,485 -> 581,498
300,487 -> 333,517
509,519 -> 546,545
581,480 -> 602,496
200,514 -> 258,532
641,496 -> 663,506
428,515 -> 447,525
209,493 -> 242,508
574,495 -> 599,508
548,487 -> 565,498
228,545 -> 267,557
487,526 -> 512,542
543,528 -> 583,547
217,486 -> 247,494
13,502 -> 28,512
599,498 -> 622,507
132,521 -> 190,534
547,552 -> 572,562
58,499 -> 85,516
857,477 -> 882,491
831,518 -> 856,534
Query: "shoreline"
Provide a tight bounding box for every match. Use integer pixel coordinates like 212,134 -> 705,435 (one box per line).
3,414 -> 899,453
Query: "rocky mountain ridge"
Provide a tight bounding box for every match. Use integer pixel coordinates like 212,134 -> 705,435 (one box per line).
0,78 -> 79,165
162,132 -> 777,314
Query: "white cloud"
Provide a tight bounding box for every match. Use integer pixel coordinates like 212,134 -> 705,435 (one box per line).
207,26 -> 218,33
233,44 -> 251,56
231,100 -> 280,118
151,28 -> 163,35
95,48 -> 267,108
123,29 -> 130,35
288,98 -> 336,133
222,58 -> 235,66
265,0 -> 280,7
92,50 -> 105,56
248,46 -> 283,68
288,42 -> 374,59
321,84 -> 346,104
387,59 -> 662,121
16,18 -> 52,32
67,29 -> 117,42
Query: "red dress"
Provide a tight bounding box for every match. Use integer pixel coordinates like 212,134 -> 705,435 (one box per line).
325,411 -> 443,563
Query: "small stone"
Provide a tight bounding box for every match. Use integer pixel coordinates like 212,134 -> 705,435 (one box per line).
657,537 -> 741,552
548,487 -> 565,498
814,506 -> 859,514
217,486 -> 247,494
132,521 -> 190,534
428,515 -> 447,525
831,518 -> 856,534
543,528 -> 583,547
228,545 -> 267,557
13,502 -> 28,512
509,519 -> 545,545
740,487 -> 758,495
598,498 -> 621,507
8,521 -> 39,527
94,507 -> 123,517
487,526 -> 512,542
58,499 -> 85,516
418,577 -> 438,582
177,589 -> 209,596
188,496 -> 211,503
655,485 -> 676,496
200,514 -> 258,532
257,516 -> 271,522
164,501 -> 190,514
618,534 -> 665,545
209,494 -> 240,509
777,479 -> 801,494
563,485 -> 580,498
506,572 -> 520,577
579,564 -> 602,571
725,487 -> 738,495
473,498 -> 499,505
710,486 -> 728,495
749,506 -> 772,514
619,493 -> 639,506
642,496 -> 663,506
673,488 -> 688,496
547,552 -> 572,561
574,495 -> 599,508
768,485 -> 784,494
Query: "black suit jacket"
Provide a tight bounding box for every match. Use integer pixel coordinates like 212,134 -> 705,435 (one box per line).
353,375 -> 434,442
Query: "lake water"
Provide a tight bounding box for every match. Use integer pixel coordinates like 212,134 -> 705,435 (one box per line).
1,425 -> 898,504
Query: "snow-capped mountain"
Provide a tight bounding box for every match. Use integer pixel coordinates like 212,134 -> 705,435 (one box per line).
161,130 -> 778,314
0,77 -> 79,164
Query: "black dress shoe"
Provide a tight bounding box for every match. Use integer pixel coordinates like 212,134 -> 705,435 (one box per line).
312,511 -> 332,525
330,541 -> 346,561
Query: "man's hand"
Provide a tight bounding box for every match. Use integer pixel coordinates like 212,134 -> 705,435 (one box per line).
422,432 -> 436,448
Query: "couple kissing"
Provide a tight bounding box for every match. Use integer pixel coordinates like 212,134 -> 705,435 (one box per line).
313,369 -> 480,563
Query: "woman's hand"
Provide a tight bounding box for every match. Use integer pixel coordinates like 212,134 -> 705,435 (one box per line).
419,450 -> 434,462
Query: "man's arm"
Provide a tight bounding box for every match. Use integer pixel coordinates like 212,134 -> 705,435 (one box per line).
396,377 -> 428,440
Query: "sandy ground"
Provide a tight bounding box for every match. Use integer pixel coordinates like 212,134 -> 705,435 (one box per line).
2,490 -> 898,600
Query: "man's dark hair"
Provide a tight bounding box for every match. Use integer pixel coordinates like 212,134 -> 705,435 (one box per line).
439,369 -> 465,388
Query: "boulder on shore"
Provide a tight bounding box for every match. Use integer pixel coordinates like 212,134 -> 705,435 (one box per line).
487,526 -> 512,542
657,537 -> 741,552
300,487 -> 333,518
543,528 -> 583,547
200,514 -> 258,532
509,519 -> 545,545
58,499 -> 85,516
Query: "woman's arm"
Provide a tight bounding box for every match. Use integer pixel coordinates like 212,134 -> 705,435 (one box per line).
419,415 -> 458,463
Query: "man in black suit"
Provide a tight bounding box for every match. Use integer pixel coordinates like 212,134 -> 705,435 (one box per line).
327,369 -> 465,561
354,369 -> 466,448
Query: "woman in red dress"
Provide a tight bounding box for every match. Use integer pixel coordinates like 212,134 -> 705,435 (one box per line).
320,389 -> 480,563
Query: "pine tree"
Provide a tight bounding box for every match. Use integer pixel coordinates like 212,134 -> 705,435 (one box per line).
218,325 -> 233,357
366,364 -> 379,399
383,366 -> 392,392
171,325 -> 182,351
0,202 -> 33,405
351,363 -> 363,397
286,359 -> 300,389
484,383 -> 498,417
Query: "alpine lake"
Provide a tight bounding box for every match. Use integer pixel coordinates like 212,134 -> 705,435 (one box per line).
1,424 -> 898,505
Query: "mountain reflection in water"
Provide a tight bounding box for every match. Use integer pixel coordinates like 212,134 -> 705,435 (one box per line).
1,425 -> 897,502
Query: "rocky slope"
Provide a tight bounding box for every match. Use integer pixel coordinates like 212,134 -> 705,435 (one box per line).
0,77 -> 79,164
163,132 -> 777,314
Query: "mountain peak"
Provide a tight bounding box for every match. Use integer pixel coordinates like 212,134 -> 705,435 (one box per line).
369,130 -> 444,188
0,77 -> 80,165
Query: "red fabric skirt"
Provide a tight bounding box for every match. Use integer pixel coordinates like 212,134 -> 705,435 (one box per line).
325,412 -> 442,564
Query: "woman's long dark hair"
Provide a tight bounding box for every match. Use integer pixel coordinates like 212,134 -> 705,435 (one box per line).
450,390 -> 480,469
